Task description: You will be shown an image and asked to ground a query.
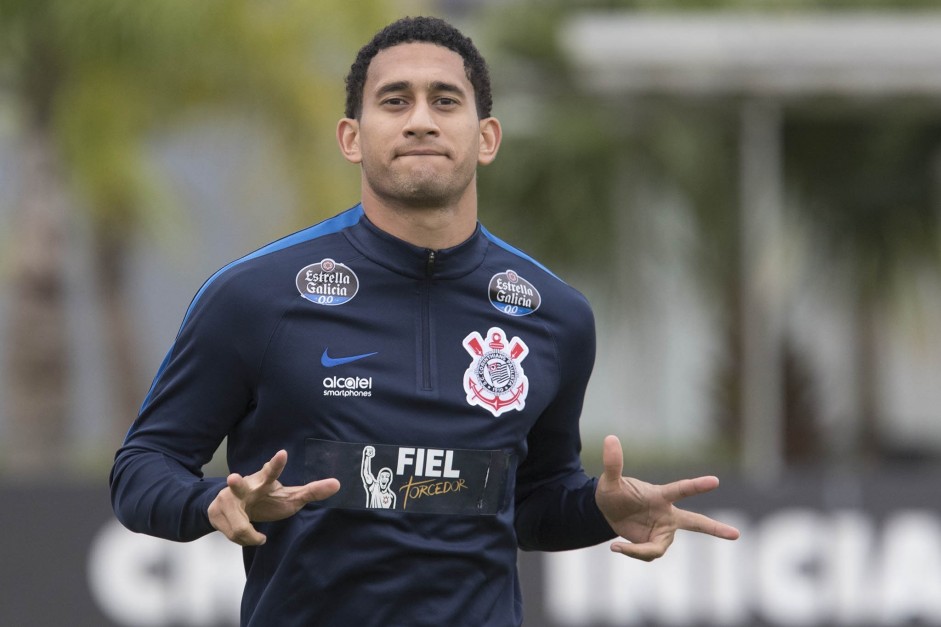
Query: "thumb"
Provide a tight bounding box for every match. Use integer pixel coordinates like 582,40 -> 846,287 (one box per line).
601,435 -> 624,484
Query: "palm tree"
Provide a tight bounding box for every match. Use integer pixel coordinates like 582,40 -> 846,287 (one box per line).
0,0 -> 401,475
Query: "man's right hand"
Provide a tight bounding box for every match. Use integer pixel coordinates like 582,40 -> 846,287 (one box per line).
208,449 -> 340,546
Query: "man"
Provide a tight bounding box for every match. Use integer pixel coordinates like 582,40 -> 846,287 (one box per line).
361,445 -> 396,509
111,16 -> 739,626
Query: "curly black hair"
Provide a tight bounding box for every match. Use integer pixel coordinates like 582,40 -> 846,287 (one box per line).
344,16 -> 492,120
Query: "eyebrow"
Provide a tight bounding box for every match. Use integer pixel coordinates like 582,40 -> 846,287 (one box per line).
374,80 -> 467,99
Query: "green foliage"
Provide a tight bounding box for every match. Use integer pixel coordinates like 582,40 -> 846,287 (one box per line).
474,3 -> 742,281
474,0 -> 941,464
785,102 -> 941,299
0,0 -> 425,471
633,100 -> 742,291
477,0 -> 941,296
474,3 -> 623,270
478,104 -> 621,269
558,0 -> 941,10
0,0 -> 414,236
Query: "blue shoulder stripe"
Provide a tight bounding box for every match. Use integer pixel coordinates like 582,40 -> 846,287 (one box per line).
181,205 -> 363,328
479,224 -> 563,282
135,205 -> 363,419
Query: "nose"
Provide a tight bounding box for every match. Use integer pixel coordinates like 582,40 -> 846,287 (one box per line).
403,101 -> 439,138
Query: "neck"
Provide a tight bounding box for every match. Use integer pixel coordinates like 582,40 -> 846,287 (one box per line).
359,184 -> 478,250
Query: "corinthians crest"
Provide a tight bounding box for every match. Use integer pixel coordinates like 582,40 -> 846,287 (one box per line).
462,327 -> 529,417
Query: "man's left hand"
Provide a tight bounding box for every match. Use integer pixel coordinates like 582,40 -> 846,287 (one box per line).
595,435 -> 741,562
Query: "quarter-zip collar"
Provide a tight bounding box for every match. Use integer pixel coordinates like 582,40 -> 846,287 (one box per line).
343,204 -> 489,280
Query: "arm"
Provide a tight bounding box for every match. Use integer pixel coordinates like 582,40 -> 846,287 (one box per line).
111,271 -> 341,545
361,445 -> 376,486
110,272 -> 259,542
514,296 -> 615,551
513,427 -> 615,551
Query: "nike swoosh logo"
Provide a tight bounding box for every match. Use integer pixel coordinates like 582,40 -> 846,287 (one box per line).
321,349 -> 378,368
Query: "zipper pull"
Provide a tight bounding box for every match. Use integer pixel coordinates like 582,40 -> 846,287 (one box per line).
425,250 -> 436,276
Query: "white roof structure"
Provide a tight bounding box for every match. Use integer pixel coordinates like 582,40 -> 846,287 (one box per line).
561,12 -> 941,97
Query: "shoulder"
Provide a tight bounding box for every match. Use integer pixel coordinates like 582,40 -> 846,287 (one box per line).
479,225 -> 597,385
182,207 -> 364,328
479,224 -> 593,317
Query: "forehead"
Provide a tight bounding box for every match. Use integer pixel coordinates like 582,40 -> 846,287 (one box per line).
365,42 -> 470,92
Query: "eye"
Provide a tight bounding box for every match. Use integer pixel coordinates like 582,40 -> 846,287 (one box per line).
382,97 -> 408,107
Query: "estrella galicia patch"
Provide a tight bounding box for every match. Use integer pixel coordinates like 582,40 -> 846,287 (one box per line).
296,258 -> 359,306
488,270 -> 540,316
305,439 -> 510,516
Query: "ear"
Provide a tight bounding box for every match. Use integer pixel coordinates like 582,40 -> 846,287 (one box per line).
477,117 -> 502,166
337,118 -> 362,164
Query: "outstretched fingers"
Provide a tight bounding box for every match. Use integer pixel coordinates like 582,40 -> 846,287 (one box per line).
676,509 -> 741,540
225,450 -> 287,500
659,475 -> 720,504
260,449 -> 289,484
295,478 -> 341,504
610,508 -> 740,561
209,450 -> 342,547
658,477 -> 740,540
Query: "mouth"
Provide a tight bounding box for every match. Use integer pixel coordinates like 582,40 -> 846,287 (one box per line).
396,148 -> 448,158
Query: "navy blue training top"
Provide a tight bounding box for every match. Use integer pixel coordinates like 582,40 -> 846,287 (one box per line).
110,204 -> 615,627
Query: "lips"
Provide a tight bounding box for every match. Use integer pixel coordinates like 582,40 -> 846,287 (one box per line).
396,147 -> 447,158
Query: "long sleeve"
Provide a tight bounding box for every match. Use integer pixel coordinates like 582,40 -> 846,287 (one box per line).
110,270 -> 261,542
513,294 -> 616,551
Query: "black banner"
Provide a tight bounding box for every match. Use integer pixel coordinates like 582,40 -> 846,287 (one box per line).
305,438 -> 511,515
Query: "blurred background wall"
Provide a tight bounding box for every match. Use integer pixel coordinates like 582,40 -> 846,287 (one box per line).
2,0 -> 941,625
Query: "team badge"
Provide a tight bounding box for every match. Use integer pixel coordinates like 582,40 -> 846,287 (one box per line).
462,327 -> 529,417
296,258 -> 359,306
488,270 -> 541,316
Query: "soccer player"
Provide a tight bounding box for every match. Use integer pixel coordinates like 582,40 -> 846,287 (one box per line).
110,16 -> 740,626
